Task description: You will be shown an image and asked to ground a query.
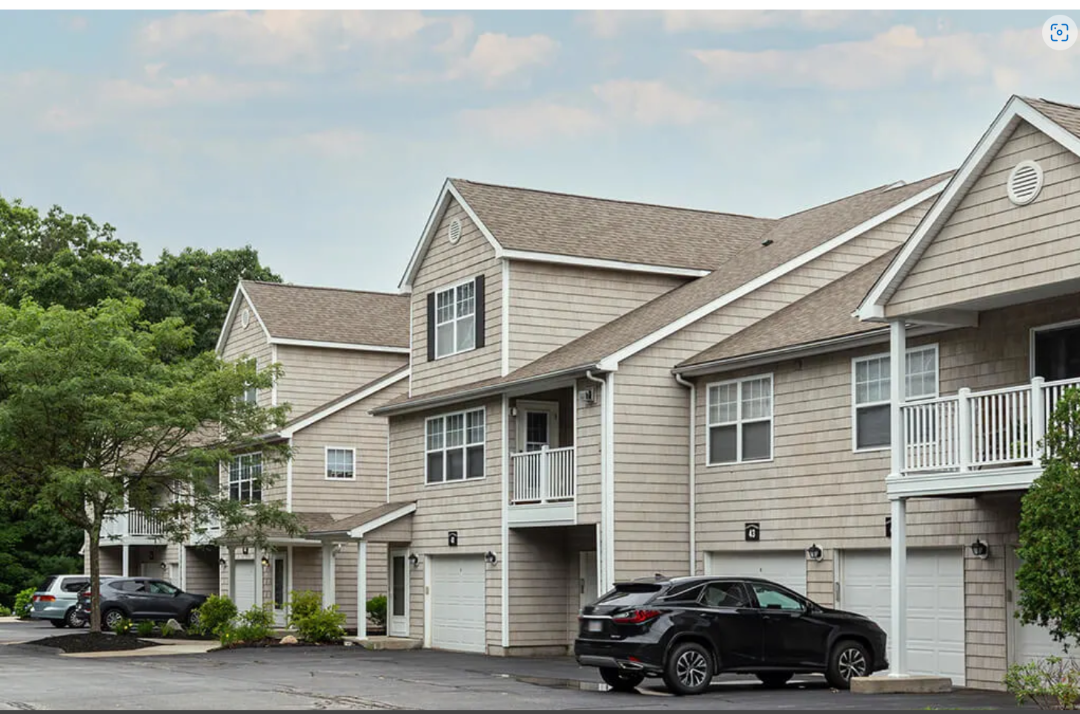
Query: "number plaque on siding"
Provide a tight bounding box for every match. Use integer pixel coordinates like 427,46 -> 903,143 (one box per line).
744,523 -> 760,542
448,531 -> 458,547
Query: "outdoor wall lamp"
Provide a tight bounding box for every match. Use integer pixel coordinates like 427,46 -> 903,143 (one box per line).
408,553 -> 419,568
242,547 -> 249,555
219,558 -> 227,569
485,551 -> 498,565
806,544 -> 824,562
260,556 -> 270,567
970,539 -> 990,560
160,562 -> 168,572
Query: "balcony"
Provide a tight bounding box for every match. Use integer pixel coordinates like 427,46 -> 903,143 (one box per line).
102,509 -> 167,543
888,376 -> 1080,497
509,446 -> 576,527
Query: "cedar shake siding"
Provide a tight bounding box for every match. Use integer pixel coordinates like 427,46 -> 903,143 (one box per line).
220,294 -> 274,409
275,346 -> 407,423
889,121 -> 1080,317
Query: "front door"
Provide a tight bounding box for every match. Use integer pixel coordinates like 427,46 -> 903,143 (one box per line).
389,549 -> 409,637
517,401 -> 559,452
272,554 -> 287,626
579,551 -> 598,610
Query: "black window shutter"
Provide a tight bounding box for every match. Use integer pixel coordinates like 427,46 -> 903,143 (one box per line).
426,292 -> 436,361
474,274 -> 486,348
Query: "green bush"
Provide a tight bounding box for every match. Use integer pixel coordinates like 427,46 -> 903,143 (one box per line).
13,588 -> 34,620
191,594 -> 238,636
160,621 -> 178,638
136,620 -> 156,638
1005,656 -> 1080,709
112,617 -> 133,636
218,605 -> 275,647
287,589 -> 321,627
366,595 -> 387,629
294,604 -> 346,644
0,604 -> 12,617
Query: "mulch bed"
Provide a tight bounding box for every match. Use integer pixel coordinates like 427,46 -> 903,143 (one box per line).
24,633 -> 157,654
218,638 -> 350,650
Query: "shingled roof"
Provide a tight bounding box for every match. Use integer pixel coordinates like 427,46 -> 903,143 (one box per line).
239,281 -> 409,349
1023,97 -> 1080,141
676,248 -> 899,373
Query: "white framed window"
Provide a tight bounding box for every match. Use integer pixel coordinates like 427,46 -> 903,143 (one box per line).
852,344 -> 939,451
434,280 -> 476,359
325,447 -> 356,480
707,374 -> 773,465
425,407 -> 485,484
229,452 -> 262,502
241,358 -> 259,404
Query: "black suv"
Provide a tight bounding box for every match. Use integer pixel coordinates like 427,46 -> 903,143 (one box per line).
574,575 -> 888,695
76,577 -> 208,630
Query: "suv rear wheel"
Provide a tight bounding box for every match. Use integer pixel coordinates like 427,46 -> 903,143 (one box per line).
599,667 -> 644,692
65,607 -> 85,628
103,608 -> 125,631
663,641 -> 713,696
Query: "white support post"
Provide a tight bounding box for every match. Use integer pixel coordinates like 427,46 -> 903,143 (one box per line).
321,542 -> 334,608
889,320 -> 907,478
1032,376 -> 1046,467
180,547 -> 188,591
539,445 -> 550,504
227,547 -> 236,602
889,497 -> 908,678
253,545 -> 264,609
958,388 -> 972,473
122,544 -> 130,577
357,540 -> 367,640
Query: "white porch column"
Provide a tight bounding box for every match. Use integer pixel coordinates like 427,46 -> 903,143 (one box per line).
889,497 -> 908,677
321,542 -> 336,607
889,319 -> 907,478
253,545 -> 264,609
227,547 -> 236,602
356,540 -> 367,640
122,544 -> 130,577
179,547 -> 188,591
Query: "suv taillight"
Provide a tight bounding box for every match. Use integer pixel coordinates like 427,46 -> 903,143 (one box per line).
80,591 -> 90,599
612,609 -> 662,625
32,595 -> 55,603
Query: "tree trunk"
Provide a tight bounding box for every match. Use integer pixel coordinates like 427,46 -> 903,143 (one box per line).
88,519 -> 102,633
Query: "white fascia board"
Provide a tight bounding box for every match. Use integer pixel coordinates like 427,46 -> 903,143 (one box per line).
345,502 -> 417,539
269,338 -> 410,354
501,249 -> 710,278
280,369 -> 410,438
858,97 -> 1080,321
216,282 -> 272,355
597,178 -> 949,371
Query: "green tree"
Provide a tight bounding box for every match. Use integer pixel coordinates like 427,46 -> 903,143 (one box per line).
0,502 -> 83,607
1015,386 -> 1080,649
0,298 -> 299,631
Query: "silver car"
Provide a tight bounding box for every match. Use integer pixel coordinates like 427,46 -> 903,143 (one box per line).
30,574 -> 117,628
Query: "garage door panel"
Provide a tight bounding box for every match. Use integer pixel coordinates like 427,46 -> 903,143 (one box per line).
841,549 -> 965,685
707,552 -> 807,595
430,556 -> 486,654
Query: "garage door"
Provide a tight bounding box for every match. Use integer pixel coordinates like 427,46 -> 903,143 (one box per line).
707,552 -> 807,595
430,555 -> 486,653
233,561 -> 256,613
841,549 -> 965,685
1010,549 -> 1069,664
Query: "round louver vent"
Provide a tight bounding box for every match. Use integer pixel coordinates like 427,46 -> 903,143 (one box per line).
1007,160 -> 1044,206
448,218 -> 462,244
241,308 -> 250,328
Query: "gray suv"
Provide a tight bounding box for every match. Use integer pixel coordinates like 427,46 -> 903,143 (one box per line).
30,574 -> 117,628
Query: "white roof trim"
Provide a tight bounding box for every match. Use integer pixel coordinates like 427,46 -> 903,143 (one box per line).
501,249 -> 710,278
597,178 -> 949,371
280,368 -> 410,438
347,502 -> 416,539
857,96 -> 1080,321
269,337 -> 410,354
215,282 -> 272,355
398,180 -> 504,292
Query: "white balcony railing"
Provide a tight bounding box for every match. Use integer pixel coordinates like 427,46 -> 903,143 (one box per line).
900,376 -> 1080,475
510,446 -> 576,504
102,509 -> 167,540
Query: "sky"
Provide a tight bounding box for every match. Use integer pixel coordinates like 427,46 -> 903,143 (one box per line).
0,9 -> 1077,292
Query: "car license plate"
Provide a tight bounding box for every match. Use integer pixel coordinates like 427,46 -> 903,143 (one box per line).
587,619 -> 603,633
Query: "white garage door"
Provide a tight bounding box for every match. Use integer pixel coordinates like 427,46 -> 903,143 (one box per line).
707,552 -> 807,595
233,561 -> 256,613
430,555 -> 486,653
841,549 -> 965,685
1009,550 -> 1070,664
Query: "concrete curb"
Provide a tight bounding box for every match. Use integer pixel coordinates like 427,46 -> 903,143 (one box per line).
61,642 -> 221,659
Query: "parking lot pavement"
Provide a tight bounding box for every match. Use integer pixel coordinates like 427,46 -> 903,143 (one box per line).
0,621 -> 1023,710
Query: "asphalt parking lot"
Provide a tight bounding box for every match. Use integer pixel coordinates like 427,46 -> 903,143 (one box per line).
0,621 -> 1023,710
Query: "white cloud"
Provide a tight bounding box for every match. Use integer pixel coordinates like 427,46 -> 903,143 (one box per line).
592,80 -> 722,126
580,10 -> 877,37
451,33 -> 559,87
458,101 -> 603,143
693,25 -> 1077,92
98,74 -> 287,110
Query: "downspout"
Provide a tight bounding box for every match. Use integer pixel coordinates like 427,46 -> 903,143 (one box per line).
585,370 -> 612,592
674,372 -> 696,576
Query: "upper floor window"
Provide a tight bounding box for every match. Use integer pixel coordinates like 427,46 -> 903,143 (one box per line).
426,408 -> 485,484
241,358 -> 258,404
707,375 -> 773,465
325,447 -> 355,480
229,452 -> 262,502
427,276 -> 485,360
852,344 -> 938,451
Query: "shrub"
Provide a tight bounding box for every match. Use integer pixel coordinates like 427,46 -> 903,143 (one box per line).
0,605 -> 12,617
136,620 -> 157,638
112,617 -> 133,636
192,594 -> 238,637
160,621 -> 178,638
218,605 -> 275,647
294,604 -> 346,644
366,595 -> 387,629
1005,656 -> 1080,709
287,590 -> 321,627
13,588 -> 34,620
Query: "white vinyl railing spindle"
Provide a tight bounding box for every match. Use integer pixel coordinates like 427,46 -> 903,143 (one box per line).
510,446 -> 576,505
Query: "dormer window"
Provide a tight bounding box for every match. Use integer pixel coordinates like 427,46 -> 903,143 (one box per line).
427,275 -> 486,360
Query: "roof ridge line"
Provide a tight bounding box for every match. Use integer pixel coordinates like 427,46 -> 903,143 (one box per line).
243,280 -> 403,298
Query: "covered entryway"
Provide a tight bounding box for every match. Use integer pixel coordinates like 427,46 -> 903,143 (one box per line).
707,551 -> 808,594
233,560 -> 257,612
1008,548 -> 1070,664
429,555 -> 486,653
840,548 -> 965,684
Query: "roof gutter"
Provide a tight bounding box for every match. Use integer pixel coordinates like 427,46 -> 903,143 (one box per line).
371,364 -> 604,417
